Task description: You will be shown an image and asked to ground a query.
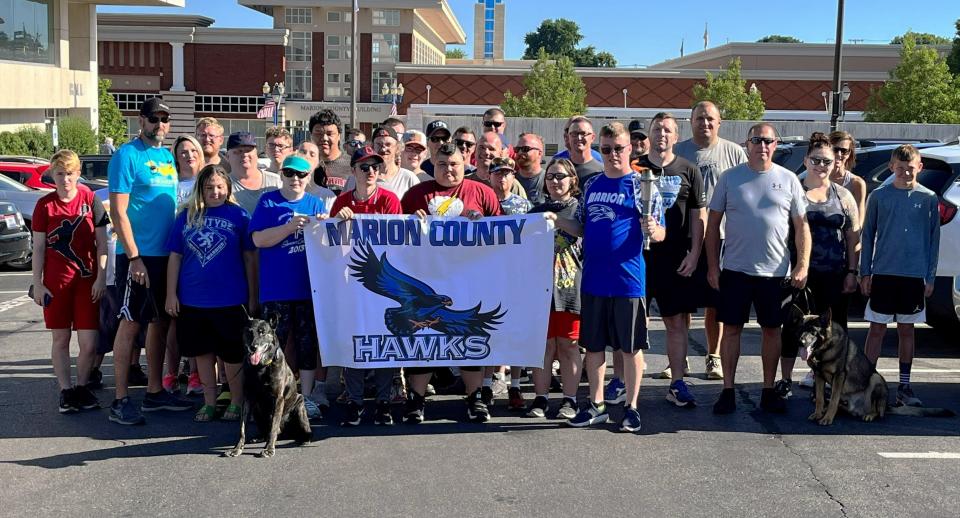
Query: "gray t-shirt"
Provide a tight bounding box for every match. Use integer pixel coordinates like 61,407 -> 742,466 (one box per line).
708,162 -> 807,277
573,158 -> 604,191
516,170 -> 546,205
231,171 -> 281,214
674,138 -> 747,204
344,167 -> 421,199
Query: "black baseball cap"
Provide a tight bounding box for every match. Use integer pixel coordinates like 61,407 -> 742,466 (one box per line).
227,131 -> 257,150
351,145 -> 385,167
140,98 -> 170,116
372,126 -> 399,142
628,120 -> 646,139
425,120 -> 451,139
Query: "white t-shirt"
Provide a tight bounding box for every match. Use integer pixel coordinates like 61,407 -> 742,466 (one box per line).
305,183 -> 338,214
344,167 -> 421,199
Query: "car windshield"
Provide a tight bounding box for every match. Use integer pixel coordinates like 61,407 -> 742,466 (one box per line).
0,173 -> 32,192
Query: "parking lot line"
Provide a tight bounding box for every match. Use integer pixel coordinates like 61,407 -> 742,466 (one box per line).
0,272 -> 32,276
878,452 -> 960,459
0,295 -> 31,313
876,368 -> 960,374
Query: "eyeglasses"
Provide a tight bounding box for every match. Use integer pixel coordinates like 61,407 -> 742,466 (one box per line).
429,136 -> 450,144
267,143 -> 291,151
748,136 -> 777,146
569,131 -> 593,140
600,145 -> 628,155
198,133 -> 222,140
345,140 -> 364,148
281,169 -> 310,179
358,163 -> 381,173
832,146 -> 852,155
515,146 -> 541,154
808,157 -> 834,166
483,121 -> 503,129
147,115 -> 170,124
545,172 -> 571,181
454,139 -> 476,149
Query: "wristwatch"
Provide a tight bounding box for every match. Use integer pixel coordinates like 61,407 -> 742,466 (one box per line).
847,268 -> 858,275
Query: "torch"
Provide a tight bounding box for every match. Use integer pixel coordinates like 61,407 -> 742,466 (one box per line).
637,166 -> 657,250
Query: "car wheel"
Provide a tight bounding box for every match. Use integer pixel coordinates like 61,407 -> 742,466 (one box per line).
4,250 -> 31,270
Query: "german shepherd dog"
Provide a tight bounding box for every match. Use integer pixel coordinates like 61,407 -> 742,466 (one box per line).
224,317 -> 312,458
786,306 -> 955,426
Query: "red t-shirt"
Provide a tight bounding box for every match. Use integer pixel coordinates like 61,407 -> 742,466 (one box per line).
329,187 -> 402,216
32,188 -> 109,284
400,178 -> 503,217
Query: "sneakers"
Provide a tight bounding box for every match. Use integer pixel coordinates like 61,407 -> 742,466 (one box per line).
705,354 -> 724,380
162,373 -> 178,393
109,396 -> 145,425
86,367 -> 103,390
760,388 -> 787,413
390,375 -> 407,403
490,375 -> 508,397
557,398 -> 578,420
466,389 -> 491,422
304,397 -> 322,420
127,363 -> 148,386
603,377 -> 626,405
566,402 -> 609,427
774,379 -> 793,399
405,391 -> 425,424
142,390 -> 194,412
713,388 -> 736,414
72,385 -> 100,410
620,406 -> 642,433
508,387 -> 526,410
657,359 -> 690,380
799,371 -> 816,389
525,395 -> 548,418
374,400 -> 394,425
59,388 -> 78,414
666,379 -> 696,408
480,386 -> 494,406
185,372 -> 203,395
897,384 -> 923,407
341,400 -> 363,426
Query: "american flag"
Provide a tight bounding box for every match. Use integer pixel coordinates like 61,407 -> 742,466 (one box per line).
390,102 -> 398,116
257,100 -> 276,120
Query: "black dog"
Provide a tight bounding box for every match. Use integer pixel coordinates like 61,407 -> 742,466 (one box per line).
224,317 -> 312,458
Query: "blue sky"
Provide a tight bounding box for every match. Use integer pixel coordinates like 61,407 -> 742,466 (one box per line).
99,0 -> 959,67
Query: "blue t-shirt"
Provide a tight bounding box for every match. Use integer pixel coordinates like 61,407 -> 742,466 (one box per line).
108,138 -> 178,256
166,204 -> 255,308
577,173 -> 664,298
249,190 -> 325,302
553,148 -> 604,164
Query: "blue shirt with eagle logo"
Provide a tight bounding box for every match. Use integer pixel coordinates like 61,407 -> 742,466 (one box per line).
577,172 -> 664,298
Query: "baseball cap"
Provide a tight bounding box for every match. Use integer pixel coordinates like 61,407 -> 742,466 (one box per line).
351,145 -> 385,167
372,126 -> 398,142
139,98 -> 170,116
402,130 -> 427,150
628,120 -> 646,138
489,157 -> 516,174
226,131 -> 257,150
281,155 -> 312,174
425,120 -> 451,139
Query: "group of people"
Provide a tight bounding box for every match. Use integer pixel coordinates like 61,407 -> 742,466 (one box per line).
31,98 -> 940,433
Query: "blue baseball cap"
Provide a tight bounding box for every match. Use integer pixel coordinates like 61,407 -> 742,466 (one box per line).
227,131 -> 257,150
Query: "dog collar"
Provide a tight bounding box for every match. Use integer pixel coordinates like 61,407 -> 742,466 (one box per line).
262,357 -> 273,366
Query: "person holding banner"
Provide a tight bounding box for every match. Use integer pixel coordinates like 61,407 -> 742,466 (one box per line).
330,146 -> 403,426
400,142 -> 502,423
526,158 -> 583,419
548,122 -> 665,433
250,155 -> 328,420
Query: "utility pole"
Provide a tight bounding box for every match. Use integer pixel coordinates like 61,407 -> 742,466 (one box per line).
829,0 -> 845,132
349,0 -> 359,130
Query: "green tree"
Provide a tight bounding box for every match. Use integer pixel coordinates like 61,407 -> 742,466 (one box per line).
445,47 -> 466,60
57,117 -> 98,155
866,35 -> 960,123
98,78 -> 127,146
15,126 -> 53,158
501,49 -> 587,118
691,57 -> 765,120
0,132 -> 28,155
891,31 -> 950,45
757,35 -> 802,43
522,18 -> 617,67
947,19 -> 960,75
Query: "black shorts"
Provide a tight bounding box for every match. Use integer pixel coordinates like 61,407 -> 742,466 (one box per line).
691,248 -> 722,309
646,247 -> 699,318
97,285 -> 146,354
868,274 -> 925,315
116,255 -> 168,325
176,304 -> 247,364
579,293 -> 650,354
262,300 -> 319,370
717,269 -> 788,328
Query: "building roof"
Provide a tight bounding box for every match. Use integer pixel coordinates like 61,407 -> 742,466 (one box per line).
97,13 -> 213,27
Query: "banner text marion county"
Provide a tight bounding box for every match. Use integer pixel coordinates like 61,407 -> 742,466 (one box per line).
322,217 -> 527,247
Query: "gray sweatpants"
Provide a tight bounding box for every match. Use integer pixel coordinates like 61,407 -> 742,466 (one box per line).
343,367 -> 397,404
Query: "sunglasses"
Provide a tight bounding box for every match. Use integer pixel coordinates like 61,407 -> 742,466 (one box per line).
455,139 -> 476,149
147,115 -> 170,124
748,136 -> 776,146
281,169 -> 311,178
570,131 -> 593,139
545,172 -> 571,181
515,146 -> 541,154
832,146 -> 852,155
600,145 -> 628,155
429,136 -> 450,144
483,121 -> 503,129
346,140 -> 364,148
808,157 -> 834,166
358,163 -> 381,173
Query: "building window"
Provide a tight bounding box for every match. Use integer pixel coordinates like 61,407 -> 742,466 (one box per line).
111,93 -> 158,112
326,11 -> 352,23
372,33 -> 399,64
325,73 -> 351,99
0,0 -> 54,64
194,95 -> 262,114
285,7 -> 312,25
286,31 -> 312,62
286,69 -> 312,100
372,9 -> 400,26
326,34 -> 352,60
371,71 -> 396,102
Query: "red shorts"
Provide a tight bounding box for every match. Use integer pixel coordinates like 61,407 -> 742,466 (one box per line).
547,311 -> 580,340
43,276 -> 99,330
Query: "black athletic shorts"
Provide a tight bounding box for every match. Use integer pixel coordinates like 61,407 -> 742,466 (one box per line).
691,247 -> 722,309
646,248 -> 699,318
176,304 -> 247,364
262,300 -> 319,371
97,284 -> 146,354
116,255 -> 168,325
579,293 -> 650,354
868,274 -> 925,315
717,269 -> 788,328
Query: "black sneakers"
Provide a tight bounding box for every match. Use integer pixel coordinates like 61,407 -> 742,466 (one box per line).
59,388 -> 78,414
466,389 -> 491,422
405,391 -> 425,424
341,401 -> 363,426
127,363 -> 148,386
86,367 -> 103,390
73,385 -> 100,410
374,400 -> 393,426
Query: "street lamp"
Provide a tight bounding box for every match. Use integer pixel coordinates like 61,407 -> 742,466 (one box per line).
622,88 -> 628,109
426,84 -> 432,105
749,83 -> 759,95
262,81 -> 285,127
381,81 -> 405,113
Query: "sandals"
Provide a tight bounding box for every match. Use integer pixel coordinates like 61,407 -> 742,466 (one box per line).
221,403 -> 242,421
194,404 -> 216,423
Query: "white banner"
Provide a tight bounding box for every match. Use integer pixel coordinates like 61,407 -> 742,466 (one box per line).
304,214 -> 555,368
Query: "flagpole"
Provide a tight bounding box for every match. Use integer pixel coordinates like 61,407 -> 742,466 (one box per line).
350,0 -> 359,130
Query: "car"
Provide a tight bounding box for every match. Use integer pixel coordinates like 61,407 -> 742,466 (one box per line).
0,173 -> 45,228
0,161 -> 53,191
79,154 -> 112,183
953,275 -> 960,325
777,138 -> 943,176
0,155 -> 49,165
0,201 -> 31,268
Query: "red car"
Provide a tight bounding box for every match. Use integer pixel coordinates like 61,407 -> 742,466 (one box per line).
0,161 -> 53,191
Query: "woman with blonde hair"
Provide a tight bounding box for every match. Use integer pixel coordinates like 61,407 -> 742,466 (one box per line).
828,130 -> 866,225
